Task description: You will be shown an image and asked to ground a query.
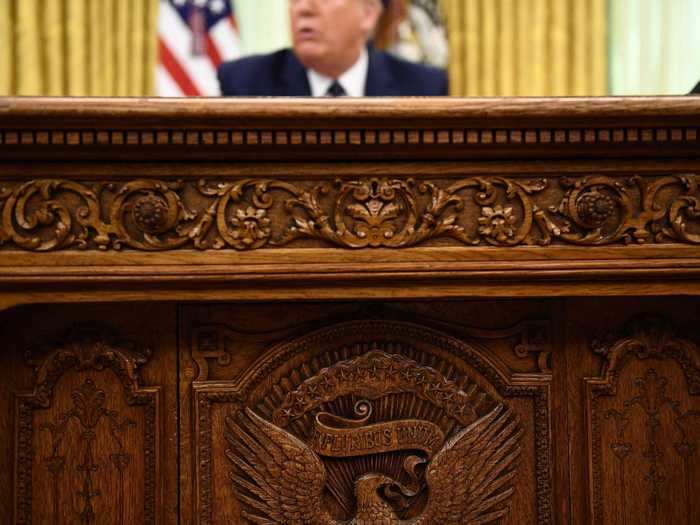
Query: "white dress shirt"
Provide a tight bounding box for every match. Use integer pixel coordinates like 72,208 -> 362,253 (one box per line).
306,48 -> 369,97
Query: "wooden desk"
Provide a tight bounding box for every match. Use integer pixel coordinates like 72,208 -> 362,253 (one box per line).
1,97 -> 699,524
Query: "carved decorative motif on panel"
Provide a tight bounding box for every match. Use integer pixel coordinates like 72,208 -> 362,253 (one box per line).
591,315 -> 700,394
227,401 -> 520,525
587,316 -> 700,525
41,378 -> 136,525
195,320 -> 553,524
192,325 -> 233,381
192,317 -> 551,381
604,369 -> 700,514
15,325 -> 159,525
1,175 -> 700,251
455,320 -> 551,374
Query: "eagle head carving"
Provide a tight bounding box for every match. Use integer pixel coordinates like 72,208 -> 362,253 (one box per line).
225,403 -> 522,525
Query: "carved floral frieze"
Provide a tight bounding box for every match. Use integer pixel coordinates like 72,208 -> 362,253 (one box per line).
1,174 -> 699,251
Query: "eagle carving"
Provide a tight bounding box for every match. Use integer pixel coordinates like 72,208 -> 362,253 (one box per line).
225,403 -> 522,525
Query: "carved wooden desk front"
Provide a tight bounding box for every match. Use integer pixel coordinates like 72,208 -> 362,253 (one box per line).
1,97 -> 699,525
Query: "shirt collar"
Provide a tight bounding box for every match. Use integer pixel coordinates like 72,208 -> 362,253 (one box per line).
306,48 -> 369,97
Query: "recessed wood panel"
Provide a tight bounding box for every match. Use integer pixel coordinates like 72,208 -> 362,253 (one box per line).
0,304 -> 178,525
585,316 -> 700,524
181,302 -> 555,525
14,328 -> 159,525
564,298 -> 700,525
2,97 -> 700,524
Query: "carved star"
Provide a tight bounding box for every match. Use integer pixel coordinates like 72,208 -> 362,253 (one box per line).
305,383 -> 319,397
386,359 -> 402,376
425,382 -> 441,396
368,362 -> 382,378
279,407 -> 295,420
401,368 -> 414,382
439,390 -> 456,403
320,375 -> 335,391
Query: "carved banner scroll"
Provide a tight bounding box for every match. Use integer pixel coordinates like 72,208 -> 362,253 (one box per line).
1,174 -> 700,251
310,402 -> 445,459
196,320 -> 553,524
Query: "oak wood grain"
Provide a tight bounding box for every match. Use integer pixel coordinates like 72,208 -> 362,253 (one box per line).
1,97 -> 699,524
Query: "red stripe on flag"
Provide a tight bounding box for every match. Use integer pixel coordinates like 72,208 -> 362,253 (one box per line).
205,34 -> 223,68
158,39 -> 202,96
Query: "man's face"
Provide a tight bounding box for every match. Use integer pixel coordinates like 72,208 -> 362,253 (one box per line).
289,0 -> 380,74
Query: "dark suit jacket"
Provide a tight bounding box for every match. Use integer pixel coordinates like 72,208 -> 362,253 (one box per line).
218,47 -> 448,96
692,80 -> 700,94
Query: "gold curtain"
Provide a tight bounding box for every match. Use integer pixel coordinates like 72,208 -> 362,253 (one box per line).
0,0 -> 159,96
443,0 -> 608,96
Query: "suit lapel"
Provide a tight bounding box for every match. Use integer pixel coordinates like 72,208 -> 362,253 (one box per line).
365,48 -> 401,96
279,50 -> 312,96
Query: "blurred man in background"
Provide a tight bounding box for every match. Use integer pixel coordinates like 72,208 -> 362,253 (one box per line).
217,0 -> 447,96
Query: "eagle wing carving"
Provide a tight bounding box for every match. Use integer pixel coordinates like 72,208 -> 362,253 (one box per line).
415,403 -> 523,525
225,408 -> 337,525
226,404 -> 522,525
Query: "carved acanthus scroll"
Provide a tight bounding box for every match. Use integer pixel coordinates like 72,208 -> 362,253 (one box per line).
2,174 -> 699,251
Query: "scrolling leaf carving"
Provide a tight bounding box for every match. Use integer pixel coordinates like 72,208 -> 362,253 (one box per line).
1,175 -> 700,251
554,174 -> 700,245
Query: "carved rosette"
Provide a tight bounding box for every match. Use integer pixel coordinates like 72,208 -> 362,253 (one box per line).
228,206 -> 271,248
195,320 -> 553,525
1,174 -> 699,251
14,325 -> 160,525
555,175 -> 700,245
586,316 -> 700,525
130,192 -> 172,234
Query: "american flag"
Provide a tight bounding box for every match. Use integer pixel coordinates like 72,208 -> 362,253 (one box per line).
157,0 -> 241,96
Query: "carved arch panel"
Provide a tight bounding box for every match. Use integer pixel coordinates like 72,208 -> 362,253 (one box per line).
586,316 -> 700,525
14,327 -> 161,525
194,320 -> 553,525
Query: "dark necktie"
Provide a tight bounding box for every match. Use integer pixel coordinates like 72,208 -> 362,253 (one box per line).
326,80 -> 346,97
